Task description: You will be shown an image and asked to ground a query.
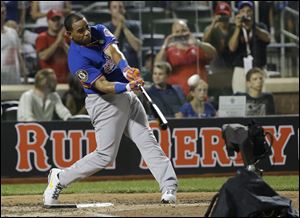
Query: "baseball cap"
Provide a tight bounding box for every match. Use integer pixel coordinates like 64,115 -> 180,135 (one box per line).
215,2 -> 232,16
47,9 -> 63,20
237,1 -> 254,10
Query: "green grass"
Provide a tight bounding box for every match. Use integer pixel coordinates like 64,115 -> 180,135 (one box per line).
1,176 -> 298,196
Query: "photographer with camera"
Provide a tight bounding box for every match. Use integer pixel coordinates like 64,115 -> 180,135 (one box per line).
203,2 -> 236,104
203,2 -> 234,74
229,1 -> 271,94
155,19 -> 216,96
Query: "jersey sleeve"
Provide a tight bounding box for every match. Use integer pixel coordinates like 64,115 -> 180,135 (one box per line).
68,51 -> 103,88
75,66 -> 103,89
94,24 -> 117,51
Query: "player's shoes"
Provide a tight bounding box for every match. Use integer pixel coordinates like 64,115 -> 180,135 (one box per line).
161,189 -> 176,204
43,168 -> 64,206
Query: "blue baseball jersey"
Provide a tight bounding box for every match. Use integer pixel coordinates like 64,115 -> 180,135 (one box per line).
68,24 -> 128,95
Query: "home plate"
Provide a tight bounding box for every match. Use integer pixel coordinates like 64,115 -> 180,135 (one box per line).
45,202 -> 114,209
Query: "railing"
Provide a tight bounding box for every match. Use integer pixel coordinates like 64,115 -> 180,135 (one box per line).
80,2 -> 108,12
280,6 -> 299,77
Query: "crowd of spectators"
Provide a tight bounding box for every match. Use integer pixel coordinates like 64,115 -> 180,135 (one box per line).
1,1 -> 298,121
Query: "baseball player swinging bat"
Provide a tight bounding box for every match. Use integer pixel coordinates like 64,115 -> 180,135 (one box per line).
138,85 -> 168,130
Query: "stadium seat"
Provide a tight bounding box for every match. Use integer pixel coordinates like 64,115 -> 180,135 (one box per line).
196,17 -> 213,32
267,42 -> 299,77
72,4 -> 84,12
142,34 -> 165,47
68,114 -> 91,121
141,46 -> 161,64
174,5 -> 212,33
2,106 -> 18,121
126,7 -> 167,34
153,18 -> 188,35
1,100 -> 19,112
81,10 -> 111,24
80,1 -> 108,11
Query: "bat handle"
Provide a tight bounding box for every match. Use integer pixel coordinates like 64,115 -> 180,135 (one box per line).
160,122 -> 168,130
138,84 -> 144,92
138,84 -> 168,130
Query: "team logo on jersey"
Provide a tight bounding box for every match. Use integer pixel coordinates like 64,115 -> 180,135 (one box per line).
103,55 -> 116,74
76,70 -> 88,82
104,28 -> 114,37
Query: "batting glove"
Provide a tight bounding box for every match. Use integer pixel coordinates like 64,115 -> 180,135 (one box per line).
123,67 -> 141,81
126,78 -> 145,91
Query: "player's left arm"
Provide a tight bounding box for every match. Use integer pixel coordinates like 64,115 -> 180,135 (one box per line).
104,43 -> 141,81
93,74 -> 144,94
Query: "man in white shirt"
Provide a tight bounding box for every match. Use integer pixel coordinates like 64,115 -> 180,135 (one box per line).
5,20 -> 39,78
18,68 -> 72,121
1,2 -> 28,84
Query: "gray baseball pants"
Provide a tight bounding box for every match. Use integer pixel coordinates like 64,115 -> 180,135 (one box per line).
59,92 -> 178,193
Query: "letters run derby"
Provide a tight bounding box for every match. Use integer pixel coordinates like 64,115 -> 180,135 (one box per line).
14,123 -> 292,171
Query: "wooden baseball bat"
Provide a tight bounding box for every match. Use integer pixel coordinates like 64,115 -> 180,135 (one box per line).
138,85 -> 168,130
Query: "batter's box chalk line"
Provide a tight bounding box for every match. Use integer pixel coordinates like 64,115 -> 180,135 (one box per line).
44,202 -> 114,209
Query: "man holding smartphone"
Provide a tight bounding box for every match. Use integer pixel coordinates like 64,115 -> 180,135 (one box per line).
155,20 -> 216,95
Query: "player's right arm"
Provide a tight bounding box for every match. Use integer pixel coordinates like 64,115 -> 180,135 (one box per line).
71,56 -> 143,94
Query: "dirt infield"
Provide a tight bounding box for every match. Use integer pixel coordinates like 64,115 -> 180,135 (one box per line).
1,191 -> 299,217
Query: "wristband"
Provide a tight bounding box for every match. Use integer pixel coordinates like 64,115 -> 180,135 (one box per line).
114,82 -> 128,93
117,59 -> 129,72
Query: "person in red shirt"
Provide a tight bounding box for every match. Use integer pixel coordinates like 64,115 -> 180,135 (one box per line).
155,20 -> 216,95
36,9 -> 69,83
